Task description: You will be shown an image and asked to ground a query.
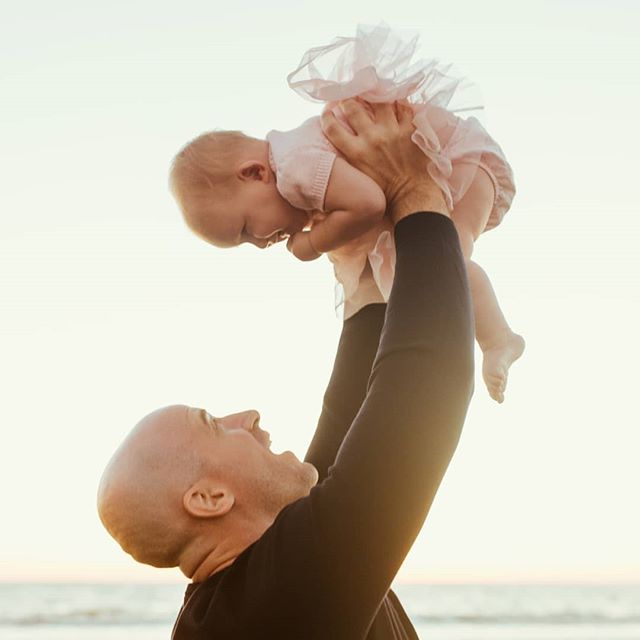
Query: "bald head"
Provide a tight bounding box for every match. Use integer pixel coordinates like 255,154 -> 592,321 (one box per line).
98,404 -> 318,578
97,405 -> 204,567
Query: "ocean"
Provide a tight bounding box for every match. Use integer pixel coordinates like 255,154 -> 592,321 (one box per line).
1,583 -> 639,639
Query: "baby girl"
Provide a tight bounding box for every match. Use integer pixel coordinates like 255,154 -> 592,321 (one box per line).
169,24 -> 524,403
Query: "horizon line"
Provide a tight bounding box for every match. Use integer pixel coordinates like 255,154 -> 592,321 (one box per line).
2,578 -> 639,586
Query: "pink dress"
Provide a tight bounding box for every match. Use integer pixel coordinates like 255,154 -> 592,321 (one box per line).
267,23 -> 516,318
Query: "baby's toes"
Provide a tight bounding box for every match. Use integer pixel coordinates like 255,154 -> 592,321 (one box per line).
485,372 -> 506,403
492,387 -> 504,403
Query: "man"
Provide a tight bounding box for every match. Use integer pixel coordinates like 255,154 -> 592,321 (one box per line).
98,99 -> 475,639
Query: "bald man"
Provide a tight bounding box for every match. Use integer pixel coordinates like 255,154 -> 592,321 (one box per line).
98,99 -> 474,639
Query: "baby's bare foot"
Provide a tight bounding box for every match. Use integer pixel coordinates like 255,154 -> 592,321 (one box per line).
481,331 -> 526,403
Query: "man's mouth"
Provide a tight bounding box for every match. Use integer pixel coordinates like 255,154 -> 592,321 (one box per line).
253,425 -> 272,450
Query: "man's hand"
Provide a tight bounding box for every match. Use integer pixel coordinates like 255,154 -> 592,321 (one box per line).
320,99 -> 449,224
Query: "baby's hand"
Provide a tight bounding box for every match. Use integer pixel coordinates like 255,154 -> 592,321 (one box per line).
287,231 -> 322,262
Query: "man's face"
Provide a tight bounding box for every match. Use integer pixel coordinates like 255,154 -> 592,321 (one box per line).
186,407 -> 318,512
97,404 -> 318,570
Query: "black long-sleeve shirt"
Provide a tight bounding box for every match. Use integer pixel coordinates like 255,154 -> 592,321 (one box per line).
172,212 -> 474,639
305,303 -> 417,639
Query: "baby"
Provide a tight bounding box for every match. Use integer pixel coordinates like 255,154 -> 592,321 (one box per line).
169,24 -> 525,403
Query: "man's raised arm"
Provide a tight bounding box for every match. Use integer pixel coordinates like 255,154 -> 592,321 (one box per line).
304,302 -> 386,482
304,99 -> 448,481
304,100 -> 475,625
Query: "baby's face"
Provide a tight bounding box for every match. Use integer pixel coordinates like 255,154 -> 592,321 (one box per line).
198,180 -> 311,250
238,183 -> 311,249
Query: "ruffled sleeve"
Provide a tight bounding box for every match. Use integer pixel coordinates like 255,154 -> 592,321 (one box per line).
273,146 -> 337,212
266,118 -> 338,212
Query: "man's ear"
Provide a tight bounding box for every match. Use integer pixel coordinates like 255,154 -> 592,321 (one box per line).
237,160 -> 269,182
183,480 -> 235,519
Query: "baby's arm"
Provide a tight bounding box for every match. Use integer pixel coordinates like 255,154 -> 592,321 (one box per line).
288,158 -> 386,261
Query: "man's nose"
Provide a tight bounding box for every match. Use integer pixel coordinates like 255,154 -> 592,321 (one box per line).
223,410 -> 260,431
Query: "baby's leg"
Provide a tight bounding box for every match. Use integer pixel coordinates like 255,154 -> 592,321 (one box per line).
450,163 -> 525,403
469,262 -> 525,403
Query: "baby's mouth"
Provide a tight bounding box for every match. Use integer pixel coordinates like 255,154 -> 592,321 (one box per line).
266,231 -> 290,248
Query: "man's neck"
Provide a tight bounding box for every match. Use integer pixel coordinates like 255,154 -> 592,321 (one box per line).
181,515 -> 275,583
186,543 -> 241,583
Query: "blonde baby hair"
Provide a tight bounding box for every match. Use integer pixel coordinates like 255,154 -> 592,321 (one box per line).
169,130 -> 254,238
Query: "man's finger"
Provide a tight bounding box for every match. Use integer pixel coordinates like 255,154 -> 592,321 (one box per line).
338,98 -> 375,136
397,102 -> 415,132
369,101 -> 398,127
320,109 -> 361,158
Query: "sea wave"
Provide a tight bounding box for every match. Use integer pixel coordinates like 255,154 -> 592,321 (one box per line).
3,609 -> 169,626
0,609 -> 640,627
413,613 -> 640,625
4,610 -> 640,627
2,583 -> 639,627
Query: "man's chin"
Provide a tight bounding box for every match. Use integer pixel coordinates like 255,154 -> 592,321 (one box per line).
276,452 -> 319,491
302,460 -> 319,488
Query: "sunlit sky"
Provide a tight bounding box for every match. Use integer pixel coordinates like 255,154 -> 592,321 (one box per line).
1,0 -> 639,584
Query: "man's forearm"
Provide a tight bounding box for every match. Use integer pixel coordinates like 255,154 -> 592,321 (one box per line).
309,211 -> 474,610
305,181 -> 448,479
304,304 -> 386,482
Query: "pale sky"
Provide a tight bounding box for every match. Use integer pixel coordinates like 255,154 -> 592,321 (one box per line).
1,0 -> 639,583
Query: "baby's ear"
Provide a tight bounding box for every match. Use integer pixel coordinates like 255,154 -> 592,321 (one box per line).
238,161 -> 268,182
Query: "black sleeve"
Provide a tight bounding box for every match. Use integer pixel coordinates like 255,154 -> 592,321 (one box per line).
304,303 -> 386,483
171,212 -> 474,640
308,212 -> 475,616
